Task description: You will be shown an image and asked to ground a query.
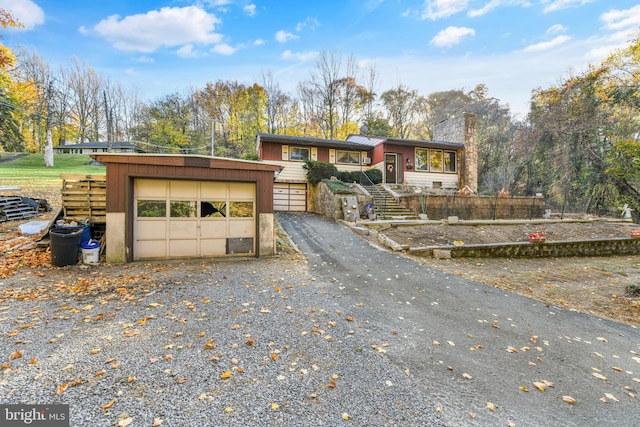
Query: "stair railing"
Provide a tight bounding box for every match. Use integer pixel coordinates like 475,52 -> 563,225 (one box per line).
360,171 -> 387,219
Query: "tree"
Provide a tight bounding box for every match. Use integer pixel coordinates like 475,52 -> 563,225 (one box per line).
380,84 -> 419,139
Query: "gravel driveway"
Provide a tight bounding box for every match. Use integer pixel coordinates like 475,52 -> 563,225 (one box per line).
276,212 -> 640,427
0,252 -> 444,425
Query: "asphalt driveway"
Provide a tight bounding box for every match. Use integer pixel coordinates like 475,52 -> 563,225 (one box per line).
277,212 -> 640,426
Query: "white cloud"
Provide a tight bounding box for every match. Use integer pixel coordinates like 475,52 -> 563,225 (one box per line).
212,43 -> 236,55
176,44 -> 198,58
132,56 -> 155,64
601,5 -> 640,31
0,0 -> 45,30
547,24 -> 566,34
243,4 -> 257,17
253,38 -> 266,46
281,50 -> 319,61
542,0 -> 595,14
468,0 -> 530,18
422,0 -> 469,20
92,6 -> 222,53
275,30 -> 298,43
430,26 -> 475,48
295,17 -> 320,32
522,35 -> 571,52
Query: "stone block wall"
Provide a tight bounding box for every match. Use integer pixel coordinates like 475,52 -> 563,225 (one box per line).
408,238 -> 640,258
399,194 -> 545,220
310,182 -> 372,220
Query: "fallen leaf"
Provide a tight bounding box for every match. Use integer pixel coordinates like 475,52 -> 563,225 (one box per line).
225,407 -> 233,413
342,413 -> 350,420
9,350 -> 23,360
487,402 -> 496,412
118,417 -> 133,427
176,377 -> 187,384
152,418 -> 163,426
604,393 -> 619,402
519,386 -> 529,392
204,339 -> 216,350
592,372 -> 608,381
507,346 -> 518,353
469,413 -> 476,419
271,403 -> 279,411
102,400 -> 115,411
90,349 -> 100,355
533,381 -> 546,391
95,370 -> 106,376
328,380 -> 336,388
463,373 -> 473,380
596,336 -> 608,343
220,370 -> 232,379
56,383 -> 68,395
562,396 -> 576,405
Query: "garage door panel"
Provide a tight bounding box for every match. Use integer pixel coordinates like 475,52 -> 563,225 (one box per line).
200,181 -> 227,199
136,220 -> 167,239
135,240 -> 166,258
200,220 -> 227,238
170,180 -> 198,197
169,240 -> 198,257
230,182 -> 255,199
200,239 -> 227,256
135,179 -> 167,198
168,220 -> 198,239
229,220 -> 254,237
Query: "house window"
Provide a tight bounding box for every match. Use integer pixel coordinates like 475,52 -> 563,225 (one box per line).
137,200 -> 166,217
415,148 -> 429,171
170,201 -> 197,217
336,150 -> 360,164
444,151 -> 457,173
430,150 -> 443,172
290,147 -> 310,161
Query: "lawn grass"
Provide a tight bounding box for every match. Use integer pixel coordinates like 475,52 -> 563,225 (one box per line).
0,154 -> 105,189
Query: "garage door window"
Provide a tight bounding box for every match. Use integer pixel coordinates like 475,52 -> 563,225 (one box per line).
201,201 -> 226,217
170,201 -> 197,217
137,200 -> 166,217
229,201 -> 253,218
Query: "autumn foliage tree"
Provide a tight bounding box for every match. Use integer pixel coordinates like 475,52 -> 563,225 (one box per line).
0,9 -> 23,151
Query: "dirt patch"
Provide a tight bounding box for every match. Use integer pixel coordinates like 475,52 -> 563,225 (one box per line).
377,221 -> 640,327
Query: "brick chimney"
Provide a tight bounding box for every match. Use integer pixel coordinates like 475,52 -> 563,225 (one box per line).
433,113 -> 478,193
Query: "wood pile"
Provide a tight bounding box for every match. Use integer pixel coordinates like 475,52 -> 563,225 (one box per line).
61,174 -> 107,223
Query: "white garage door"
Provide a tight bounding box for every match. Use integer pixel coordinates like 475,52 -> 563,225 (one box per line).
273,183 -> 307,211
134,179 -> 255,260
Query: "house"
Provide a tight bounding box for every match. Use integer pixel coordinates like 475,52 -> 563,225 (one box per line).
89,153 -> 282,263
256,113 -> 477,212
54,141 -> 145,154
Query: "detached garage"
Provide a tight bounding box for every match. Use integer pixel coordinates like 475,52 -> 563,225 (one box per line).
90,154 -> 281,263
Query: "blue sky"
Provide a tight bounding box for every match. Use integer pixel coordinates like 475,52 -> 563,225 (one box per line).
2,0 -> 640,118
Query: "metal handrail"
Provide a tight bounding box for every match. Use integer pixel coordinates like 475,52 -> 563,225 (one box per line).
360,171 -> 387,218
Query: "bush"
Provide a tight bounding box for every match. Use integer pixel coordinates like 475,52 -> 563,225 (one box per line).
363,168 -> 382,184
303,160 -> 338,185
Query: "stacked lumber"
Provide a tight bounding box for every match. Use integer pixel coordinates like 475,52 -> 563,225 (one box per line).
0,196 -> 38,222
61,174 -> 107,223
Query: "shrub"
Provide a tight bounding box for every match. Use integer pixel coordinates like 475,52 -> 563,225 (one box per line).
303,160 -> 338,185
323,179 -> 356,194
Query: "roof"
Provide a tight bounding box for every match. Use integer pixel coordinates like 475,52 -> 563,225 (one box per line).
90,153 -> 282,172
346,134 -> 464,150
257,133 -> 370,151
257,132 -> 465,152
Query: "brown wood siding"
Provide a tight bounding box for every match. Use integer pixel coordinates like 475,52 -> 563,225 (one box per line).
261,141 -> 283,161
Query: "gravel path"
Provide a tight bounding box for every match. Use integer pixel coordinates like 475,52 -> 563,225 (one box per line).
0,256 -> 444,426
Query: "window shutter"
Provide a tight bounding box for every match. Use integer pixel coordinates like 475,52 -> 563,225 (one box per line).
311,147 -> 318,161
282,145 -> 289,160
329,149 -> 335,163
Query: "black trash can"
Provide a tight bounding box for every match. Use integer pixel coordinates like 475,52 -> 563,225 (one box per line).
50,227 -> 83,267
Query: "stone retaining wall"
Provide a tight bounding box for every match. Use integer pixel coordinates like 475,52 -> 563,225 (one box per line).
399,194 -> 545,220
407,238 -> 640,258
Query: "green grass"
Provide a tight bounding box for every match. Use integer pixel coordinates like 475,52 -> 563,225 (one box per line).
0,154 -> 105,189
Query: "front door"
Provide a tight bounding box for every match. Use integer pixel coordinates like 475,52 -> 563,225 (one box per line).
385,154 -> 397,184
